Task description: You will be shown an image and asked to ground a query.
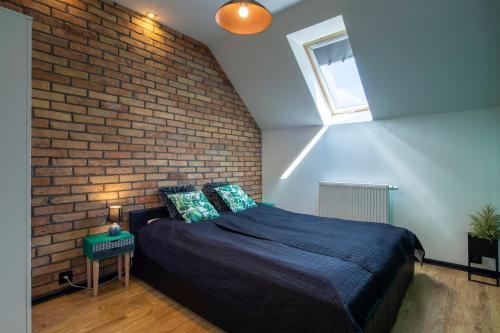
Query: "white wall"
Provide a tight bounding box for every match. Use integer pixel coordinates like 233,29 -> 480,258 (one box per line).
263,108 -> 500,266
0,7 -> 31,333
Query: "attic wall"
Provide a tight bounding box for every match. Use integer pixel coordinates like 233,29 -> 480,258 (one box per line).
263,107 -> 500,266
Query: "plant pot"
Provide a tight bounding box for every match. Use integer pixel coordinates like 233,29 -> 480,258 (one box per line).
468,233 -> 498,264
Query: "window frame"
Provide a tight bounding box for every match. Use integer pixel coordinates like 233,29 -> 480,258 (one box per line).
304,31 -> 369,115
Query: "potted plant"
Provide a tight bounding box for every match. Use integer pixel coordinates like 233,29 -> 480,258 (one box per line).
468,204 -> 500,265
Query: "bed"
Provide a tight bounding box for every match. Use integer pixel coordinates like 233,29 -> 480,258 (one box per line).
130,204 -> 423,333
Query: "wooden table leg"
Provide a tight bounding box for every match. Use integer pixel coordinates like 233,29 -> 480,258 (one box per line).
92,260 -> 99,297
86,257 -> 92,288
117,254 -> 122,281
124,252 -> 130,287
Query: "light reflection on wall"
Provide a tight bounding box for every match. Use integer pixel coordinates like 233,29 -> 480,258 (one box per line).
280,126 -> 328,179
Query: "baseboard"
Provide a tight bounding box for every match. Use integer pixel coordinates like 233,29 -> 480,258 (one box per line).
32,272 -> 117,305
423,258 -> 468,271
424,258 -> 499,278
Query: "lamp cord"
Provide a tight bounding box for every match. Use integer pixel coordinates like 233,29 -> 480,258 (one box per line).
64,257 -> 133,290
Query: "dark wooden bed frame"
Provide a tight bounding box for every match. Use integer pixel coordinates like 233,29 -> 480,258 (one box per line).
130,207 -> 414,333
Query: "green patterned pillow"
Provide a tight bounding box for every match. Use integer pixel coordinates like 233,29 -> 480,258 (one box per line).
167,191 -> 220,223
215,184 -> 257,213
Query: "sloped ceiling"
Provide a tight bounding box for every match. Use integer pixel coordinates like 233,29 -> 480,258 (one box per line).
211,0 -> 500,129
117,0 -> 500,130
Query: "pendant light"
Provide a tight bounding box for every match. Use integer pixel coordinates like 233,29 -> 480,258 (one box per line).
215,0 -> 272,35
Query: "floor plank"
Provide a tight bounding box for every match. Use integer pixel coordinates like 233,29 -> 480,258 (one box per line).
33,264 -> 500,333
392,264 -> 500,333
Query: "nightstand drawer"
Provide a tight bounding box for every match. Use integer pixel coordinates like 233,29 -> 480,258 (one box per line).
84,232 -> 135,261
92,239 -> 134,260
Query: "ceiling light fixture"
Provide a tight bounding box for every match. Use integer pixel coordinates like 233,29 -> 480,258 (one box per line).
146,12 -> 157,19
215,0 -> 272,35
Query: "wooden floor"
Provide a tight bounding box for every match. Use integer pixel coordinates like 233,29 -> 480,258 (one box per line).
33,264 -> 500,333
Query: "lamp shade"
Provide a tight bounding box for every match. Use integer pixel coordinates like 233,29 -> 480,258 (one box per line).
109,206 -> 122,223
215,0 -> 272,35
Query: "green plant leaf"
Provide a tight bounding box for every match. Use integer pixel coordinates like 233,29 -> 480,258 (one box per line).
469,204 -> 500,240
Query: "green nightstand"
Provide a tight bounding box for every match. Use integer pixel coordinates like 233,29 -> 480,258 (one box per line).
84,231 -> 134,297
259,202 -> 275,207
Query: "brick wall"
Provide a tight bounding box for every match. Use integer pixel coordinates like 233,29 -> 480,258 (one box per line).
1,0 -> 262,298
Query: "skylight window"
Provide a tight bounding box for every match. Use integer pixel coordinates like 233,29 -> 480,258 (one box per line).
287,15 -> 371,125
306,32 -> 369,115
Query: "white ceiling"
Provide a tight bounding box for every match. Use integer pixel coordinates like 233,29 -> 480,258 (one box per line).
211,0 -> 500,129
113,0 -> 500,130
114,0 -> 304,44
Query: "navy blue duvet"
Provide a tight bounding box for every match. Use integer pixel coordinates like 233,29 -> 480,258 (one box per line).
138,205 -> 423,333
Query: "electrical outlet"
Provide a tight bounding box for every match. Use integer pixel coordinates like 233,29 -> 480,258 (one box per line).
58,270 -> 73,285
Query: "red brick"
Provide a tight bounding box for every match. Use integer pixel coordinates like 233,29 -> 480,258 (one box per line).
32,186 -> 71,196
32,235 -> 52,247
104,183 -> 131,191
69,150 -> 103,158
74,167 -> 105,175
52,158 -> 87,166
87,192 -> 119,201
33,69 -> 70,85
50,194 -> 87,204
68,5 -> 100,23
52,211 -> 87,223
54,65 -> 89,79
50,121 -> 86,132
32,148 -> 68,158
120,174 -> 145,182
75,201 -> 106,211
74,115 -> 105,125
89,142 -> 118,151
35,168 -> 73,177
32,98 -> 51,109
51,248 -> 84,263
69,132 -> 102,142
51,102 -> 87,114
87,208 -> 108,218
72,78 -> 104,92
53,176 -> 89,185
32,175 -> 50,185
52,140 -> 88,149
71,185 -> 103,193
52,9 -> 87,27
32,261 -> 72,277
34,204 -> 74,216
33,222 -> 73,236
89,175 -> 119,184
52,83 -> 87,97
32,89 -> 65,102
32,216 -> 50,226
32,128 -> 68,140
106,167 -> 133,175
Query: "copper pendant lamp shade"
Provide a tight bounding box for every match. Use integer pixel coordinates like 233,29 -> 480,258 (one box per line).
215,0 -> 272,35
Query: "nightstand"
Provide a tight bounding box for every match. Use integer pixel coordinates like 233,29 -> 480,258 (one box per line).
259,202 -> 275,207
84,231 -> 135,296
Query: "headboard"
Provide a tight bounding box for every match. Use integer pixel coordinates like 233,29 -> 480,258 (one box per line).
129,206 -> 168,238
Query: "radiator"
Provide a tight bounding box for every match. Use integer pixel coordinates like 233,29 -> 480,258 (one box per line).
319,182 -> 398,223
